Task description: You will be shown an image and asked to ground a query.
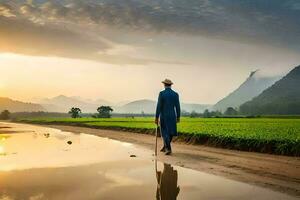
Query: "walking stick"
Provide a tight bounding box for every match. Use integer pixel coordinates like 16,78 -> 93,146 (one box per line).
155,125 -> 158,156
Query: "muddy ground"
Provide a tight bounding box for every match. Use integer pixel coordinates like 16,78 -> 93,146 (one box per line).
39,124 -> 300,197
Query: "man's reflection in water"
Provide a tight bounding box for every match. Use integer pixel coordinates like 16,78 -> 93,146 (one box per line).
156,163 -> 180,200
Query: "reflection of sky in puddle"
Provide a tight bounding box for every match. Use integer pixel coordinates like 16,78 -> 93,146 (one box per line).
0,123 -> 147,171
0,122 -> 297,200
0,145 -> 4,154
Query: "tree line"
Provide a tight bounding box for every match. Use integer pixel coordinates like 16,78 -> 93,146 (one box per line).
188,107 -> 242,118
0,110 -> 10,120
0,106 -> 243,120
68,106 -> 114,118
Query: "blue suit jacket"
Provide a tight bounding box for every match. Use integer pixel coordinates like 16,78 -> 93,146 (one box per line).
155,88 -> 181,136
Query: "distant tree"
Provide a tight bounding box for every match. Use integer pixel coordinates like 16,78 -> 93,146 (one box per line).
0,110 -> 10,120
190,111 -> 200,118
210,110 -> 222,117
68,107 -> 81,118
203,109 -> 211,118
224,107 -> 238,116
180,110 -> 190,117
97,106 -> 113,118
91,113 -> 98,118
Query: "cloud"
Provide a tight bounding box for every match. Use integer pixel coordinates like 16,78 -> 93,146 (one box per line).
0,16 -> 111,59
0,0 -> 299,64
21,0 -> 298,50
0,4 -> 16,18
0,0 -> 196,65
0,15 -> 187,65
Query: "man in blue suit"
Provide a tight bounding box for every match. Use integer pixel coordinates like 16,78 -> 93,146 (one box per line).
155,79 -> 181,155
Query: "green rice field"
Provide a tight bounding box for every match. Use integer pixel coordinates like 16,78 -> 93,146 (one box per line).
16,117 -> 300,156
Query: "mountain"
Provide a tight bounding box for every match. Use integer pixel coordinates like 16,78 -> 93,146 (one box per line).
71,96 -> 112,106
181,103 -> 211,113
115,101 -> 130,107
37,95 -> 210,114
114,99 -> 156,114
38,95 -> 110,113
0,97 -> 45,112
213,70 -> 281,112
114,99 -> 211,114
240,65 -> 300,115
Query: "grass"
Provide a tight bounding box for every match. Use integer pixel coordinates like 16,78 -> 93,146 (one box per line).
16,117 -> 300,156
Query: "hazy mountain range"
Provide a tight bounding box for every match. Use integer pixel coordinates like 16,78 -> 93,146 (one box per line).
36,95 -> 111,113
0,97 -> 45,112
0,95 -> 211,114
114,99 -> 211,114
37,96 -> 211,114
240,65 -> 300,115
213,71 -> 281,112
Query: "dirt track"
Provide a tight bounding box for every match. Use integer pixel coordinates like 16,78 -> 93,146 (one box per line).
45,124 -> 300,197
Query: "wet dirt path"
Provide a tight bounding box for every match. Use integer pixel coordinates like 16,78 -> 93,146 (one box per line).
0,122 -> 299,199
45,124 -> 300,197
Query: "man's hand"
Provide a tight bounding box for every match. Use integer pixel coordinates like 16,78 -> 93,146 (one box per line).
177,118 -> 180,123
155,118 -> 159,125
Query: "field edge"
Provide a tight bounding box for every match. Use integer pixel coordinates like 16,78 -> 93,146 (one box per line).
14,119 -> 300,157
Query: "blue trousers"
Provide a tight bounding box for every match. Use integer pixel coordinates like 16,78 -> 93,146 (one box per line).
162,133 -> 173,151
160,118 -> 176,151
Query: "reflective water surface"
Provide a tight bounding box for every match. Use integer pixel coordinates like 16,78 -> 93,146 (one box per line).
0,122 -> 297,200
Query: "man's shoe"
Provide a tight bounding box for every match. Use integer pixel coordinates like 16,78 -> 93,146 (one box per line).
165,149 -> 172,156
160,146 -> 166,152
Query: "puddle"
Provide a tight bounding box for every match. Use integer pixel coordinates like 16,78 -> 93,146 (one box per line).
0,122 -> 297,200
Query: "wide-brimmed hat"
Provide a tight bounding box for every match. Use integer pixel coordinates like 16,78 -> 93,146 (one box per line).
162,79 -> 173,85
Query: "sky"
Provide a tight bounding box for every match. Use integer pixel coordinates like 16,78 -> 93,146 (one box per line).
0,0 -> 300,104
